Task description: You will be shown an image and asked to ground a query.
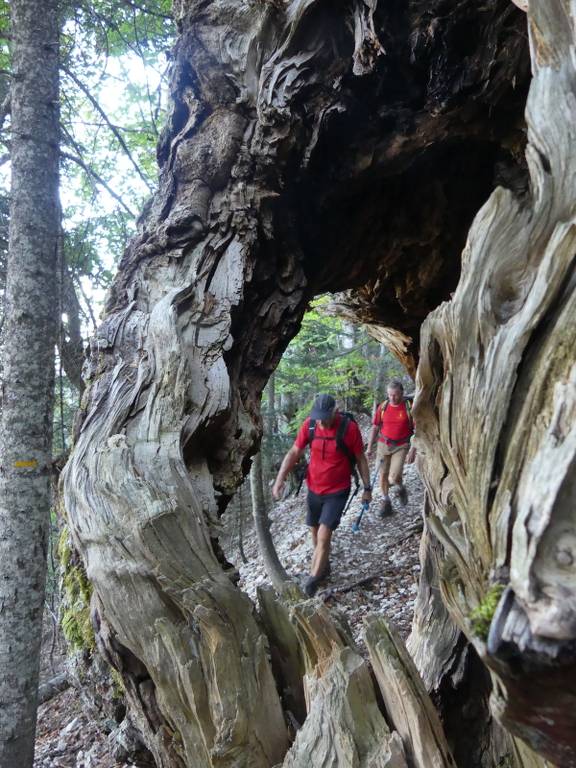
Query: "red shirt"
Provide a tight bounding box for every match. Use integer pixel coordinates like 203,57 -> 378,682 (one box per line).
295,413 -> 364,495
373,400 -> 413,443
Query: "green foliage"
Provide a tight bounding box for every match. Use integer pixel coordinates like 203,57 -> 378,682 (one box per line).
273,296 -> 405,429
469,584 -> 505,640
110,666 -> 125,698
260,296 -> 409,484
57,1 -> 176,277
0,1 -> 176,326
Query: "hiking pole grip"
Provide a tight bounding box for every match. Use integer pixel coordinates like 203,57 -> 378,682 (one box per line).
352,501 -> 370,533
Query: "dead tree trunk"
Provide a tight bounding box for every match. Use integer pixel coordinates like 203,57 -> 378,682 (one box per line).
412,3 -> 576,765
60,0 -> 574,766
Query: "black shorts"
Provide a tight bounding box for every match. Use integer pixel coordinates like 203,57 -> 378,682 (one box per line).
306,488 -> 350,530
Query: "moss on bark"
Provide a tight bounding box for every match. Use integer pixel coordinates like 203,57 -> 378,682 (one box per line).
58,525 -> 95,652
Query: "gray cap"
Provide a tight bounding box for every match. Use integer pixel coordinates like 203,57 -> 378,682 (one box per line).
310,393 -> 336,420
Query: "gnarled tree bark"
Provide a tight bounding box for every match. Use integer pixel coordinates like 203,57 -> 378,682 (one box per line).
61,0 -> 574,766
412,2 -> 576,765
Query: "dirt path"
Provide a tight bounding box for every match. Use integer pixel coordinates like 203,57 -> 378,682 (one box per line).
236,460 -> 424,644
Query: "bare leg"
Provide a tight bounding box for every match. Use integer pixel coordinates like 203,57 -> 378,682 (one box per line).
311,524 -> 333,577
389,448 -> 408,505
310,525 -> 318,548
380,472 -> 390,496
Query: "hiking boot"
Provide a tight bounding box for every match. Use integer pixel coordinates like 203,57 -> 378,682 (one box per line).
396,484 -> 408,507
379,498 -> 393,518
304,575 -> 321,597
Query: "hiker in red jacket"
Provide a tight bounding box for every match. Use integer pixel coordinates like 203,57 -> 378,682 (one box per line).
272,394 -> 372,596
367,379 -> 416,517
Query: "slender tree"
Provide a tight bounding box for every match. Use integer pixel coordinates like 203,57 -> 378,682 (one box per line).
0,0 -> 60,765
61,1 -> 576,766
250,451 -> 289,592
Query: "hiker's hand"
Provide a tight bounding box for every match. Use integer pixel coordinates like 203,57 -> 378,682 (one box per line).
361,488 -> 372,502
272,479 -> 285,500
407,446 -> 416,464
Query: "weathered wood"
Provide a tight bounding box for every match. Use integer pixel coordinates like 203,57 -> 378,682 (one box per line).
257,586 -> 307,726
412,1 -> 576,764
282,599 -> 408,768
59,0 -> 542,765
365,616 -> 456,768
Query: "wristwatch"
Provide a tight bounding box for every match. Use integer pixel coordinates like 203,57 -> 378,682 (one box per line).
363,485 -> 372,492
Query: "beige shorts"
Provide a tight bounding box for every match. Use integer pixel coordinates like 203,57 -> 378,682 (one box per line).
376,442 -> 409,486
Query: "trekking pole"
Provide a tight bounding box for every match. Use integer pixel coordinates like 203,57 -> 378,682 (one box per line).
352,500 -> 370,533
342,482 -> 360,517
351,460 -> 382,533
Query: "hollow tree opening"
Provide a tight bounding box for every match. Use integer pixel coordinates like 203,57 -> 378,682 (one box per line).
62,1 -> 576,767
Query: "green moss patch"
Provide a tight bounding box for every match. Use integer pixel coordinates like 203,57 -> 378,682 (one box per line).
58,525 -> 95,652
469,584 -> 505,640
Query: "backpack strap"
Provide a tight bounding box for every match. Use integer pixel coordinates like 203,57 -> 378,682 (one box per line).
337,414 -> 359,490
335,415 -> 356,466
308,418 -> 316,445
379,399 -> 390,419
308,414 -> 356,467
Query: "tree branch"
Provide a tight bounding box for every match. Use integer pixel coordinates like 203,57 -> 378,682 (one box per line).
62,65 -> 154,192
61,150 -> 136,218
120,0 -> 172,20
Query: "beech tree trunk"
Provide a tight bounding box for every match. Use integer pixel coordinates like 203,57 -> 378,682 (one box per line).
61,1 -> 574,767
250,451 -> 290,592
0,0 -> 60,764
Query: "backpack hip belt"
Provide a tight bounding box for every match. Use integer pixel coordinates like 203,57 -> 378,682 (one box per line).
378,436 -> 410,447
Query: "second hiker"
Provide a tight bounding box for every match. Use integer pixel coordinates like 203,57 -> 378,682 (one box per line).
272,393 -> 372,597
367,379 -> 416,516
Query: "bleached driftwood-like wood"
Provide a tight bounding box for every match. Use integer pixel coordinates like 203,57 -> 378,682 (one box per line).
250,453 -> 291,592
257,586 -> 307,726
365,616 -> 456,768
60,0 -> 537,765
413,1 -> 576,764
281,599 -> 408,768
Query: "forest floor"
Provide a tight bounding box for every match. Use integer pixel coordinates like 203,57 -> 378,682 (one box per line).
34,435 -> 424,766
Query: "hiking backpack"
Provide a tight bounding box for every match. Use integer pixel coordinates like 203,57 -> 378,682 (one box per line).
308,412 -> 359,486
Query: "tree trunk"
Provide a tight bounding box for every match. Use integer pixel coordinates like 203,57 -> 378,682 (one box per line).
412,3 -> 576,765
0,0 -> 59,764
60,0 -> 574,766
250,450 -> 290,592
